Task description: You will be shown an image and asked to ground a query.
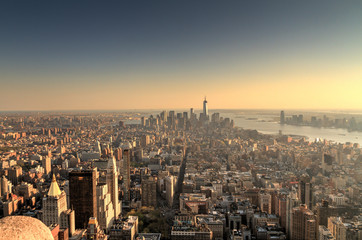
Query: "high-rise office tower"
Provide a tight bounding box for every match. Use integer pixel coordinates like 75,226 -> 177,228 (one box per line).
42,175 -> 68,227
278,195 -> 287,229
140,135 -> 150,148
328,217 -> 347,240
280,111 -> 285,124
141,176 -> 157,207
106,155 -> 120,219
114,148 -> 122,161
96,183 -> 114,231
299,176 -> 313,209
203,97 -> 208,117
258,191 -> 272,214
69,168 -> 97,229
286,190 -> 300,238
163,111 -> 168,123
8,166 -> 22,185
1,176 -> 9,196
97,140 -> 102,154
211,112 -> 220,123
165,175 -> 176,207
183,112 -> 188,121
122,149 -> 131,202
291,204 -> 317,240
42,156 -> 51,175
168,111 -> 175,128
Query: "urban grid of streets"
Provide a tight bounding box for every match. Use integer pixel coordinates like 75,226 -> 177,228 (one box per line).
0,105 -> 361,240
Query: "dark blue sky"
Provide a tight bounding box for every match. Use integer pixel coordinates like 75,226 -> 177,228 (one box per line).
1,1 -> 361,110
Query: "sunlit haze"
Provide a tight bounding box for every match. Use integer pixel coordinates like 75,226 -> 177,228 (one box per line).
1,1 -> 361,111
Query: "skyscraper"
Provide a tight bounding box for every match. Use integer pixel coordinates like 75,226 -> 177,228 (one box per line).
203,97 -> 208,117
299,176 -> 313,209
96,183 -> 114,231
165,175 -> 176,207
286,190 -> 300,238
122,149 -> 131,202
141,176 -> 157,207
280,110 -> 285,124
328,217 -> 347,240
106,155 -> 120,219
42,156 -> 51,175
183,112 -> 188,121
43,175 -> 67,226
8,166 -> 22,185
291,204 -> 317,240
258,191 -> 272,214
69,168 -> 97,229
140,135 -> 150,148
1,176 -> 10,196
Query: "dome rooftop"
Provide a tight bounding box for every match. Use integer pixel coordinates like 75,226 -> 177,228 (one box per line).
0,216 -> 53,240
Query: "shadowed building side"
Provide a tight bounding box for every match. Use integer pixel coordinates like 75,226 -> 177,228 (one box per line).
69,168 -> 98,229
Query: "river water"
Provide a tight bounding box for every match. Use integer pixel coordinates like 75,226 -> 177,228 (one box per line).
125,109 -> 362,145
220,111 -> 362,145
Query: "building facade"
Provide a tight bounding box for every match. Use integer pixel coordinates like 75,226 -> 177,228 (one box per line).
69,168 -> 97,229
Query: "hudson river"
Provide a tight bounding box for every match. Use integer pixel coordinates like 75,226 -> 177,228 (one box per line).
220,111 -> 362,145
126,109 -> 362,145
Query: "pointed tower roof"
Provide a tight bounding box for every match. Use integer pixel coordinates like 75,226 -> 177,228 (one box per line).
48,174 -> 62,197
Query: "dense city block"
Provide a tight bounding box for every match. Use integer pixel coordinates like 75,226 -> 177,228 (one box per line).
0,102 -> 361,240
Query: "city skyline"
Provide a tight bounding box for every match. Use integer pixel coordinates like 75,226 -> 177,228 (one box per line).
1,1 -> 362,111
0,99 -> 361,239
0,0 -> 361,234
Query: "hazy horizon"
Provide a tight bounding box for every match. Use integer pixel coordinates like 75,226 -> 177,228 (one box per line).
1,1 -> 361,111
1,108 -> 362,113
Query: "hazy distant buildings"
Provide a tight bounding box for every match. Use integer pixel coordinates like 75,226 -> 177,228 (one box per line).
140,135 -> 150,148
211,113 -> 220,123
280,111 -> 285,124
203,97 -> 208,117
